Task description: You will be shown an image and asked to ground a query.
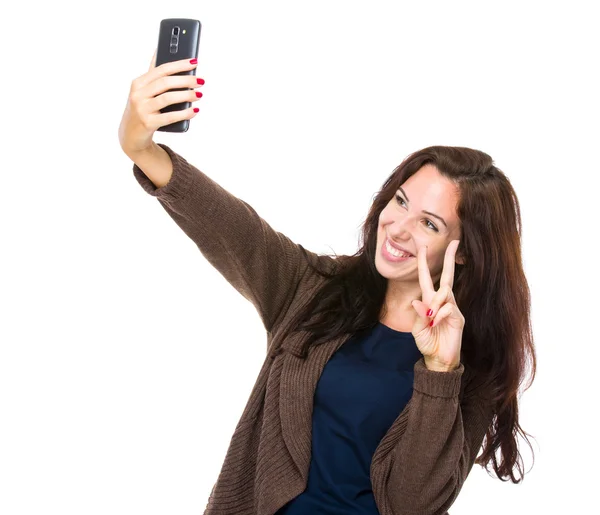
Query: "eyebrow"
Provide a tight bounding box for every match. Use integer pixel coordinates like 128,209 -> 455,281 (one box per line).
398,187 -> 448,228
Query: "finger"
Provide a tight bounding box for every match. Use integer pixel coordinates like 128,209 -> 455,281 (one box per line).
427,285 -> 455,319
138,52 -> 197,90
148,48 -> 157,72
417,245 -> 435,300
410,299 -> 432,333
152,55 -> 198,80
440,240 -> 460,290
411,298 -> 430,319
429,301 -> 454,328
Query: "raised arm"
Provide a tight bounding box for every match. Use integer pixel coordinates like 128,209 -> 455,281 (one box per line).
130,142 -> 330,334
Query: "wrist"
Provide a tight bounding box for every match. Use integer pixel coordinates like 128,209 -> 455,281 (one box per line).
128,142 -> 173,189
125,141 -> 159,162
424,357 -> 460,372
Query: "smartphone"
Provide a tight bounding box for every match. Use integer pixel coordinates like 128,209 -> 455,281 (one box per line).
155,18 -> 202,133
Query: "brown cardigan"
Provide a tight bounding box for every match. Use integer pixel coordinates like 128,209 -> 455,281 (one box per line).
132,143 -> 495,515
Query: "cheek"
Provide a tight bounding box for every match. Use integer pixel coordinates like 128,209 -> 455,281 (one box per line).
379,206 -> 394,225
430,252 -> 446,272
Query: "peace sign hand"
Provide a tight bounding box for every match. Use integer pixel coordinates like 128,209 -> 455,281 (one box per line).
410,240 -> 464,372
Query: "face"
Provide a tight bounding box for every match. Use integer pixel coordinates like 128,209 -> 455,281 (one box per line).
376,164 -> 464,287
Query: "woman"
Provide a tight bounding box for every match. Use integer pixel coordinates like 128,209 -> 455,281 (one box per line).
119,52 -> 536,515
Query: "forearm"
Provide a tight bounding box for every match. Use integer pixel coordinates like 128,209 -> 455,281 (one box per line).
127,142 -> 174,189
385,358 -> 491,514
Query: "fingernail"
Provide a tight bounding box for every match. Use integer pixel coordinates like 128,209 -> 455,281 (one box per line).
426,309 -> 433,317
190,58 -> 198,64
429,320 -> 434,327
196,78 -> 205,85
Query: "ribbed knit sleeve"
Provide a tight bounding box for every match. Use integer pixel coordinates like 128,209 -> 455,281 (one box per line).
132,143 -> 324,333
386,357 -> 494,515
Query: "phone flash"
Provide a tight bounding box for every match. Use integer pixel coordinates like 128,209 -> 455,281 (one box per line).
183,29 -> 186,34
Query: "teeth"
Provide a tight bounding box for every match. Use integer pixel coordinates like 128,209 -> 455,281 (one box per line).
385,239 -> 412,258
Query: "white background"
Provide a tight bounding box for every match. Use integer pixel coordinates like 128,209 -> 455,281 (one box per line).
1,0 -> 598,513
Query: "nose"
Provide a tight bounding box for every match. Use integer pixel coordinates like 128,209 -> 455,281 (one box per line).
388,213 -> 415,238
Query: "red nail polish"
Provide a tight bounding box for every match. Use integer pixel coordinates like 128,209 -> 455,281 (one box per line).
193,107 -> 199,113
196,78 -> 205,85
426,309 -> 433,317
190,58 -> 198,64
430,320 -> 434,327
195,91 -> 203,98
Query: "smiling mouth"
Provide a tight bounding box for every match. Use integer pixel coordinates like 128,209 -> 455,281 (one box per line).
383,239 -> 415,261
384,238 -> 414,258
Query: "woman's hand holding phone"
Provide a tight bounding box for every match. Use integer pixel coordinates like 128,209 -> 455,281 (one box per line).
118,49 -> 204,158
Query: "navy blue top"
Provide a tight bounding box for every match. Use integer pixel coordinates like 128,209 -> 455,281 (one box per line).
275,322 -> 423,514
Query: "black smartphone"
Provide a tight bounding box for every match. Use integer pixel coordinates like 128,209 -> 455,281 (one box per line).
155,18 -> 202,133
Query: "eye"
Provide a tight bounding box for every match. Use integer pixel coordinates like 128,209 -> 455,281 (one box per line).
395,194 -> 407,207
394,194 -> 439,232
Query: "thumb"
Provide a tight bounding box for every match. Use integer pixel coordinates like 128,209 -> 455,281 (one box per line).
411,299 -> 430,318
411,299 -> 432,332
148,48 -> 157,72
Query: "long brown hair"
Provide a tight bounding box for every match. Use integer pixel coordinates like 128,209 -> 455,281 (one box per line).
284,145 -> 536,483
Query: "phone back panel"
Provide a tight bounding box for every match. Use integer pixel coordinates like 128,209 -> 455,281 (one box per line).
155,18 -> 201,133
